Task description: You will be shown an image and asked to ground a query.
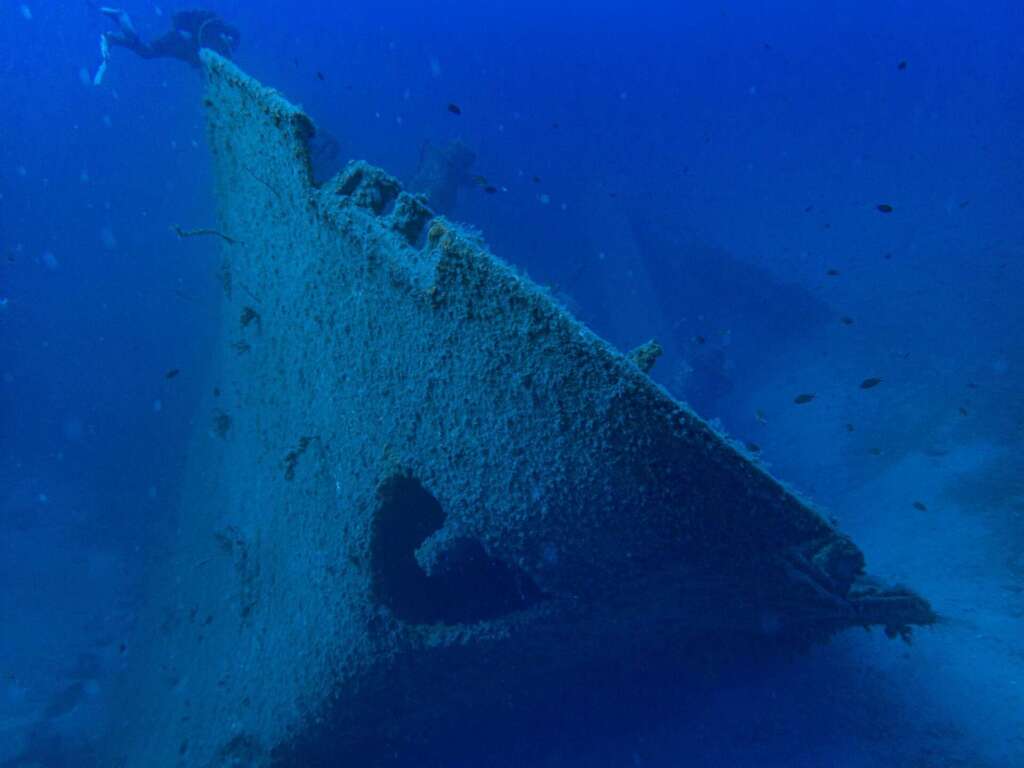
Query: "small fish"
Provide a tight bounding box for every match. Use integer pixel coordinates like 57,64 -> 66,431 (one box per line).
967,381 -> 978,389
897,60 -> 907,70
212,387 -> 221,397
240,306 -> 260,328
755,409 -> 768,424
212,409 -> 231,438
860,377 -> 883,389
447,103 -> 462,115
694,335 -> 706,345
826,268 -> 840,276
471,174 -> 490,187
532,175 -> 541,184
958,407 -> 968,416
912,501 -> 928,512
316,71 -> 325,81
876,203 -> 894,213
745,441 -> 761,454
883,252 -> 893,260
868,447 -> 882,456
793,393 -> 815,404
165,368 -> 180,380
483,185 -> 498,194
804,205 -> 814,213
840,316 -> 855,325
551,121 -> 560,129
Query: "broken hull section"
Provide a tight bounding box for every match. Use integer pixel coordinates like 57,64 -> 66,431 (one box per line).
102,52 -> 933,767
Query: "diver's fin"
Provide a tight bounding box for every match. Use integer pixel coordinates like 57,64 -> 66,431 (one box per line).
92,33 -> 109,86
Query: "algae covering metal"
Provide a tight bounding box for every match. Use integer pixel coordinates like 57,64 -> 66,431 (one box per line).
103,52 -> 934,766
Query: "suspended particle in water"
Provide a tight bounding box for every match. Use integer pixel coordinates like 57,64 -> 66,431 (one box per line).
100,226 -> 118,250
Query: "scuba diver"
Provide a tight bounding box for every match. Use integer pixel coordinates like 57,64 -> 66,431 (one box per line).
93,7 -> 240,84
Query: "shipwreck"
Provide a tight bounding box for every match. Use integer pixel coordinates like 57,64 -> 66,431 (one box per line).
103,52 -> 934,766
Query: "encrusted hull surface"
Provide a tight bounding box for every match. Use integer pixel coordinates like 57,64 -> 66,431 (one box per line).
103,53 -> 933,767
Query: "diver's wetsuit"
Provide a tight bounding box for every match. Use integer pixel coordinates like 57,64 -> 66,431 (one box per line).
95,8 -> 240,83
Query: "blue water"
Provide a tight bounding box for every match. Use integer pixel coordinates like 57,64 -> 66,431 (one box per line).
2,1 -> 1022,765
